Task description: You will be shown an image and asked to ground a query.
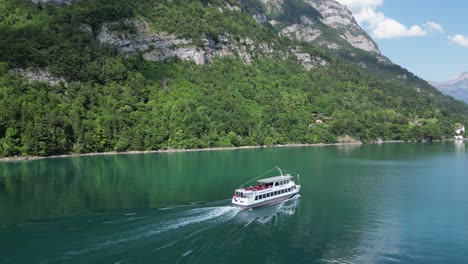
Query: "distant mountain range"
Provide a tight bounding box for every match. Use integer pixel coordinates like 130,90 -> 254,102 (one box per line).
430,72 -> 468,104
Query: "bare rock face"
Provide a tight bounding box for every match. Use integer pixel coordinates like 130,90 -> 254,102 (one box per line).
31,0 -> 75,5
292,47 -> 328,71
280,16 -> 322,42
11,68 -> 66,86
97,20 -> 267,65
258,0 -> 381,54
260,0 -> 284,14
305,0 -> 380,54
98,20 -> 192,53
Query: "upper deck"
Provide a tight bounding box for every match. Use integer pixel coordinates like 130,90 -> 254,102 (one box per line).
257,175 -> 293,183
235,175 -> 294,193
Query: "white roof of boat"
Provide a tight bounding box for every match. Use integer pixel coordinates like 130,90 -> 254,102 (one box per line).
258,175 -> 293,183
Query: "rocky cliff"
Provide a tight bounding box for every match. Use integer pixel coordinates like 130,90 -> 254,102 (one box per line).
253,0 -> 381,54
430,72 -> 468,104
94,0 -> 386,70
97,20 -> 266,65
31,0 -> 74,5
306,0 -> 380,54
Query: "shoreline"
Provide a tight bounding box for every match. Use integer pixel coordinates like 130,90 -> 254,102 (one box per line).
0,142 -> 365,163
1,139 -> 460,163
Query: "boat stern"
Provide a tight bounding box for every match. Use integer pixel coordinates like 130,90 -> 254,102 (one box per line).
231,195 -> 250,209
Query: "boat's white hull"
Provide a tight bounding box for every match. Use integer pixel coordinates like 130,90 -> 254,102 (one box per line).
232,193 -> 299,210
231,169 -> 301,210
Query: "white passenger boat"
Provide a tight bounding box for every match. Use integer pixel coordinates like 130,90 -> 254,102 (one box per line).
231,167 -> 301,210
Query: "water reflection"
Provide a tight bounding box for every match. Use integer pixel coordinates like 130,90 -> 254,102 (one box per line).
2,143 -> 468,263
234,196 -> 300,225
454,139 -> 465,154
335,144 -> 362,157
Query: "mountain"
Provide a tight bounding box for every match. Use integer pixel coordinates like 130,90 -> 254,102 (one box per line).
430,72 -> 468,104
0,0 -> 467,157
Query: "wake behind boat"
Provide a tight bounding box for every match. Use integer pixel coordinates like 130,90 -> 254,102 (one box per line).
231,167 -> 301,210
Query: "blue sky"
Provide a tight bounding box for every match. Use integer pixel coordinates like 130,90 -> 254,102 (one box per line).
336,0 -> 468,82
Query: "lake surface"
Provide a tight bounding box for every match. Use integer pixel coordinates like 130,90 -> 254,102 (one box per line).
1,142 -> 467,263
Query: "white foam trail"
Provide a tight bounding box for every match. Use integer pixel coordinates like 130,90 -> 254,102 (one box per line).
153,241 -> 177,252
184,226 -> 211,239
103,216 -> 147,224
181,250 -> 192,257
65,206 -> 240,256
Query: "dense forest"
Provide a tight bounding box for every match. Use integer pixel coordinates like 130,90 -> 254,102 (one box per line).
0,0 -> 467,157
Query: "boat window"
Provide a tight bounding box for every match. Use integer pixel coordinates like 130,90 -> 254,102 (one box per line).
267,193 -> 271,197
274,191 -> 277,195
288,188 -> 291,192
262,194 -> 265,199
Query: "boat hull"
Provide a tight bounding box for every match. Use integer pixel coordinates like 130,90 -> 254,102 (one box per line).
231,193 -> 299,210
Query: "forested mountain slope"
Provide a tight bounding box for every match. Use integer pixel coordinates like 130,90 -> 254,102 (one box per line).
0,0 -> 467,157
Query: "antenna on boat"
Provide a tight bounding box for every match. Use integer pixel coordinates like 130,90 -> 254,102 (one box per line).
277,166 -> 283,176
238,167 -> 279,188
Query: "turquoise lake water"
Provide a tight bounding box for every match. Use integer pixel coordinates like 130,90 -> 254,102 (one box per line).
0,142 -> 467,263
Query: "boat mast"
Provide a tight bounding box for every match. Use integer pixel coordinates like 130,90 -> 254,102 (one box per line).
277,167 -> 283,176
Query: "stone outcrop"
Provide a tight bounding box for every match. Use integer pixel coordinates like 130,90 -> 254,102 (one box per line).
98,20 -> 284,65
98,20 -> 192,53
305,0 -> 380,54
280,16 -> 322,42
11,68 -> 66,86
31,0 -> 75,5
260,0 -> 284,14
258,0 -> 381,55
292,47 -> 328,70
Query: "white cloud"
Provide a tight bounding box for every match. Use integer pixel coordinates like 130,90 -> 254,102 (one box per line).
336,0 -> 444,39
424,21 -> 444,33
449,34 -> 468,48
335,0 -> 383,13
373,19 -> 426,39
